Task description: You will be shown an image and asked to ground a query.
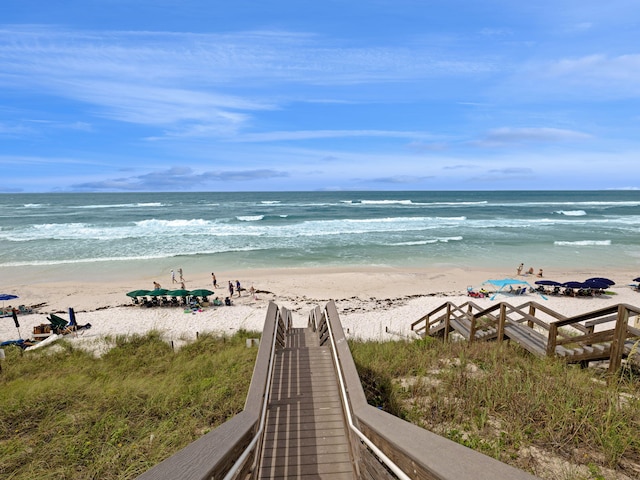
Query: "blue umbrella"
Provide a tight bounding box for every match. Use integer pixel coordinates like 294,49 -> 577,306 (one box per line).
584,280 -> 611,289
634,277 -> 640,283
1,294 -> 21,336
585,277 -> 615,286
563,281 -> 586,288
535,280 -> 562,286
1,293 -> 19,317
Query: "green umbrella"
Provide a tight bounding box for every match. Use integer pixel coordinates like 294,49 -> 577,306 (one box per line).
189,289 -> 214,297
126,289 -> 151,298
148,288 -> 169,296
166,289 -> 190,297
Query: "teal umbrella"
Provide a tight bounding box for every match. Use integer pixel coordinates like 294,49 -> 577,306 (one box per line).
189,289 -> 214,297
126,290 -> 151,298
166,289 -> 190,297
148,289 -> 169,296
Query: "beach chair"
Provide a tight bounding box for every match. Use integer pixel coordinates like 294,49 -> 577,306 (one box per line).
47,313 -> 70,335
18,305 -> 33,314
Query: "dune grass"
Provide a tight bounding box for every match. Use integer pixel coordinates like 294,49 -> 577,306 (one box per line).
2,330 -> 639,479
350,337 -> 640,479
0,331 -> 258,479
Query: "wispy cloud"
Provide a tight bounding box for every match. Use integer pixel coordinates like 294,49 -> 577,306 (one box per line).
476,127 -> 591,147
71,166 -> 289,191
0,26 -> 496,138
238,129 -> 433,142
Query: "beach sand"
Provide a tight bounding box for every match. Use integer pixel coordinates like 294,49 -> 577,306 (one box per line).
2,265 -> 640,352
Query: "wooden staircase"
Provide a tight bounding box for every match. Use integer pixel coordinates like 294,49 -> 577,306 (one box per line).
412,301 -> 640,373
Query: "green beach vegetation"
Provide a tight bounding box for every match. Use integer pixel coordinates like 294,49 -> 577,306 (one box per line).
351,338 -> 640,480
1,332 -> 639,479
0,331 -> 258,479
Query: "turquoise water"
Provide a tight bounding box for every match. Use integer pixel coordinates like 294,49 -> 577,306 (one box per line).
1,191 -> 639,276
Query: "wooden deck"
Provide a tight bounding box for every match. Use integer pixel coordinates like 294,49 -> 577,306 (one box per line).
412,300 -> 640,374
259,327 -> 356,480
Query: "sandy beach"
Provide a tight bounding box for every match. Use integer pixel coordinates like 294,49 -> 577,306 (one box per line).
2,265 -> 640,353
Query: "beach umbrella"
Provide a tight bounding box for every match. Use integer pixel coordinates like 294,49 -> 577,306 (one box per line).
534,280 -> 562,286
126,289 -> 151,298
634,277 -> 640,283
166,289 -> 190,297
147,289 -> 169,296
1,294 -> 19,318
583,280 -> 611,290
585,277 -> 615,286
1,294 -> 21,338
189,289 -> 214,297
562,281 -> 586,289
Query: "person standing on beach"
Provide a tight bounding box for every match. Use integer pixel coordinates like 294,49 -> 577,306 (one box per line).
236,280 -> 241,296
212,272 -> 217,288
178,268 -> 184,282
228,281 -> 234,297
517,263 -> 524,275
171,269 -> 176,284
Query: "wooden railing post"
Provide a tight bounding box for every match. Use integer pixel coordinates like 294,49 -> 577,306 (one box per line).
469,313 -> 476,343
609,305 -> 630,374
497,304 -> 506,342
444,303 -> 452,341
547,323 -> 558,357
527,304 -> 535,329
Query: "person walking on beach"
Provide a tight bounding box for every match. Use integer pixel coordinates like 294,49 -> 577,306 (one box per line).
228,281 -> 234,297
517,263 -> 524,276
171,269 -> 176,284
212,272 -> 217,288
178,268 -> 184,282
236,280 -> 241,296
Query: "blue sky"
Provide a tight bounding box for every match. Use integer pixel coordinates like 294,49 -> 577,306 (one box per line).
1,0 -> 639,192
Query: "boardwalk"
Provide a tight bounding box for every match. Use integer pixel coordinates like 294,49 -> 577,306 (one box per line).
259,327 -> 356,479
411,300 -> 640,373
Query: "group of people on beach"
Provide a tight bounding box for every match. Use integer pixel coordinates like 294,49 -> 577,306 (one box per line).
517,263 -> 543,278
159,268 -> 258,303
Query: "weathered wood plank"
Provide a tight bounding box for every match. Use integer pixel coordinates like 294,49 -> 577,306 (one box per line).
259,326 -> 356,480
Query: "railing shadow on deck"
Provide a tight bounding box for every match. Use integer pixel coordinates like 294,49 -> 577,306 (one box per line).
412,300 -> 640,373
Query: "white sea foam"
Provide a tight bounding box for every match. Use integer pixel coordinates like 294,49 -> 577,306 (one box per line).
237,215 -> 265,222
75,202 -> 165,209
554,240 -> 612,246
359,200 -> 414,205
389,236 -> 463,246
555,210 -> 587,216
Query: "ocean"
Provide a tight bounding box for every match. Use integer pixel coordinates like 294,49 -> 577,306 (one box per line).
1,191 -> 639,282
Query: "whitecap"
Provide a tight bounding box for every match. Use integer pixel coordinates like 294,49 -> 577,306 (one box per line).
554,210 -> 587,216
554,240 -> 611,246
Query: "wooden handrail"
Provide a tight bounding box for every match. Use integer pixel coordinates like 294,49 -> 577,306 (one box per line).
324,301 -> 539,480
137,302 -> 283,480
420,300 -> 640,375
